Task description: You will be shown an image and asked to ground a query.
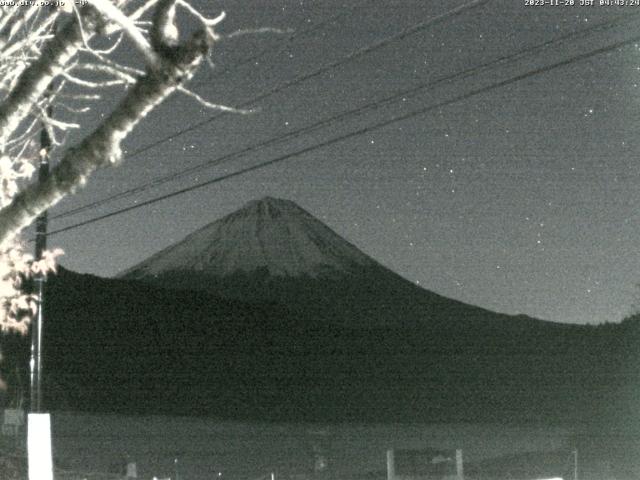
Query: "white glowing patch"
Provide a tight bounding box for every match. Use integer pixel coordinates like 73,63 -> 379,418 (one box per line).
28,413 -> 53,480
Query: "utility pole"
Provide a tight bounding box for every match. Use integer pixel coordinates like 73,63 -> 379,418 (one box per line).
573,448 -> 578,480
30,107 -> 51,414
27,106 -> 53,480
28,10 -> 56,478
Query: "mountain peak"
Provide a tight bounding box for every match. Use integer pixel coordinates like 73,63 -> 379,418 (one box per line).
227,196 -> 311,221
248,196 -> 298,209
121,197 -> 377,280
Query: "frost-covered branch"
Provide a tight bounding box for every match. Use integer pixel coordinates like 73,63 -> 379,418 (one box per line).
223,27 -> 293,40
0,8 -> 101,147
0,19 -> 213,245
87,0 -> 159,67
176,86 -> 252,114
0,0 -> 243,333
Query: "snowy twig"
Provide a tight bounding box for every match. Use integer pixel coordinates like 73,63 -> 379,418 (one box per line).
61,71 -> 128,88
175,0 -> 225,42
87,0 -> 159,67
223,27 -> 293,40
177,86 -> 253,114
74,62 -> 139,84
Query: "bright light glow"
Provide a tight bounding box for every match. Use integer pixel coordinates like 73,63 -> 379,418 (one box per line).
28,413 -> 53,480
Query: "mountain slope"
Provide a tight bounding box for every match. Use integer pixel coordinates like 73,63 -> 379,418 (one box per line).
1,267 -> 636,425
4,197 -> 638,425
120,197 -> 546,329
7,267 -> 635,426
121,197 -> 377,279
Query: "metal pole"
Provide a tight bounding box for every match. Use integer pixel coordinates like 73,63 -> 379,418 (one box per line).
30,111 -> 51,413
456,449 -> 464,480
386,449 -> 395,480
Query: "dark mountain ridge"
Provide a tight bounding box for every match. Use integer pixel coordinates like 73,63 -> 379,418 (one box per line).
1,266 -> 637,427
121,197 -> 565,329
2,197 -> 638,427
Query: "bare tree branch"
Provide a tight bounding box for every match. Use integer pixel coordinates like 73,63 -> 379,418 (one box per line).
0,9 -> 101,147
87,0 -> 159,67
0,0 -> 242,332
0,26 -> 212,245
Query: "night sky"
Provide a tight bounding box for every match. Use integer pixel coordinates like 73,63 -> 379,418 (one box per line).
39,0 -> 640,325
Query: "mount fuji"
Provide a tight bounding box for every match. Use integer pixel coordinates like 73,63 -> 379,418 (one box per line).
122,196 -> 378,279
120,196 -> 529,328
3,197 -> 636,425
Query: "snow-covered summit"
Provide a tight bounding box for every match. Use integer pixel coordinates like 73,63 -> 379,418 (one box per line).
121,197 -> 378,279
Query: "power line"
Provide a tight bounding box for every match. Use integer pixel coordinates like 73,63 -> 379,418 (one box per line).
46,5 -> 374,222
45,32 -> 640,238
51,10 -> 640,221
51,10 -> 639,221
191,2 -> 364,88
107,0 -> 492,161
